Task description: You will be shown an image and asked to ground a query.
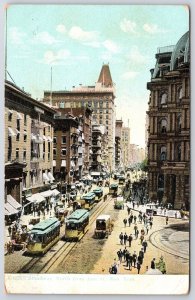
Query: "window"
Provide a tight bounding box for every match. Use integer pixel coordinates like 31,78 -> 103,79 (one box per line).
106,115 -> 109,119
177,114 -> 182,133
106,101 -> 109,108
53,136 -> 57,144
160,146 -> 167,161
48,142 -> 51,153
53,148 -> 56,156
24,114 -> 27,126
177,144 -> 181,161
61,148 -> 66,156
106,110 -> 109,114
23,149 -> 26,161
59,102 -> 65,108
8,137 -> 12,161
24,132 -> 27,142
160,92 -> 167,105
160,118 -> 167,133
99,101 -> 103,109
94,101 -> 98,108
48,126 -> 50,132
62,136 -> 66,144
81,101 -> 85,108
8,111 -> 12,122
178,87 -> 182,104
16,133 -> 20,141
106,120 -> 108,125
16,148 -> 19,159
158,174 -> 164,190
99,120 -> 102,124
100,115 -> 103,119
100,110 -> 103,114
17,119 -> 20,131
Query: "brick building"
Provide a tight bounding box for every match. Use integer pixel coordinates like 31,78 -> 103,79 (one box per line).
43,64 -> 116,172
5,80 -> 56,212
147,31 -> 190,209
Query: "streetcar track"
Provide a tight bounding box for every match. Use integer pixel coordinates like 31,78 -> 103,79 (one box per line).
17,192 -> 114,274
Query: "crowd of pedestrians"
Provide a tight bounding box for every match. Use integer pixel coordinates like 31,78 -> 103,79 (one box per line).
110,206 -> 154,274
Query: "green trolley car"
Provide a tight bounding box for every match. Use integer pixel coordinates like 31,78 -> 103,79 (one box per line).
93,188 -> 103,202
65,209 -> 89,241
109,184 -> 118,196
26,217 -> 60,255
82,192 -> 96,210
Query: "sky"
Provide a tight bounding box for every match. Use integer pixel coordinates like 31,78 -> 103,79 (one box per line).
6,5 -> 189,148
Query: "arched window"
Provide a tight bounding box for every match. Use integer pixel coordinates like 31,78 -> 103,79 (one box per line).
177,114 -> 182,132
178,87 -> 182,103
160,146 -> 167,161
158,174 -> 164,190
177,144 -> 181,161
160,118 -> 167,133
160,93 -> 167,105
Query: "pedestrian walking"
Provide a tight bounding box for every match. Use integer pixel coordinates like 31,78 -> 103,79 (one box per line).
142,240 -> 148,253
8,226 -> 12,237
135,229 -> 139,239
151,258 -> 156,269
117,249 -> 123,263
125,251 -> 130,267
146,225 -> 149,235
127,207 -> 131,215
139,248 -> 144,261
140,234 -> 144,245
128,234 -> 133,247
133,201 -> 135,209
137,262 -> 141,274
133,215 -> 137,224
124,233 -> 128,245
175,212 -> 177,219
166,216 -> 169,225
133,251 -> 137,268
128,216 -> 131,227
150,220 -> 153,229
119,232 -> 124,245
123,218 -> 127,228
134,224 -> 138,236
123,247 -> 127,262
128,253 -> 133,270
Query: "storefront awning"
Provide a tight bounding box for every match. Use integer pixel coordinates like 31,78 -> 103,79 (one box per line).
8,127 -> 16,137
43,173 -> 50,182
40,190 -> 54,198
7,194 -> 21,210
26,193 -> 46,204
52,189 -> 60,196
5,202 -> 19,216
48,172 -> 55,181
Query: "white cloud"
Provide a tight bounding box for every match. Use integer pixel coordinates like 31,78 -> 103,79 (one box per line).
42,49 -> 89,65
56,24 -> 66,34
102,40 -> 119,54
33,31 -> 58,45
120,18 -> 137,34
69,26 -> 99,43
43,49 -> 71,64
122,71 -> 139,80
143,23 -> 167,34
8,27 -> 26,45
127,46 -> 146,64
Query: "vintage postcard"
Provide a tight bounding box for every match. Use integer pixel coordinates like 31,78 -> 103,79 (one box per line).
4,4 -> 190,294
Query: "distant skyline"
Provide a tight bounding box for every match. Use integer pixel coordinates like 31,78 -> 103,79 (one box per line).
6,5 -> 189,148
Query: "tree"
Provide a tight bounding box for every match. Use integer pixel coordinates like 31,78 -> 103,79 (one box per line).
140,158 -> 148,172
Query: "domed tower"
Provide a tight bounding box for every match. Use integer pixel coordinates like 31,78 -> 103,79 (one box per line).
147,31 -> 190,210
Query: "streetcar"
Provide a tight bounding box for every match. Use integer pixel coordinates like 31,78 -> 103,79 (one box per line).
109,183 -> 118,196
118,175 -> 125,185
114,196 -> 124,209
26,217 -> 60,255
82,192 -> 96,210
93,187 -> 103,202
94,215 -> 113,239
65,209 -> 89,241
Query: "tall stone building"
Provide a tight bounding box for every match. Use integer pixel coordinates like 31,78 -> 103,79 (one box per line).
115,119 -> 123,169
43,64 -> 116,172
147,31 -> 190,210
121,126 -> 130,167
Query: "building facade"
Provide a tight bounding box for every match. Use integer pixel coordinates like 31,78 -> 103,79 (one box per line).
121,127 -> 130,167
43,64 -> 116,172
53,113 -> 79,188
147,31 -> 190,209
115,119 -> 123,169
5,80 -> 56,209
